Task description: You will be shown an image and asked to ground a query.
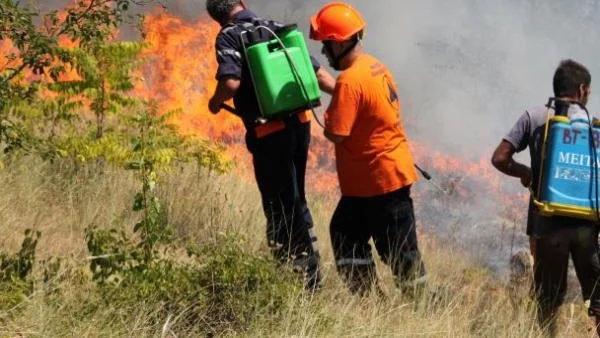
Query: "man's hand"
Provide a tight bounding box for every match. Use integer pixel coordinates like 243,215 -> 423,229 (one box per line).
520,168 -> 533,188
209,97 -> 221,114
209,78 -> 240,115
492,140 -> 532,189
316,67 -> 336,95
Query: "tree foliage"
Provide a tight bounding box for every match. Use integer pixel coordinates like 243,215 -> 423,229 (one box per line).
0,2 -> 282,334
0,0 -> 230,171
1,0 -> 139,103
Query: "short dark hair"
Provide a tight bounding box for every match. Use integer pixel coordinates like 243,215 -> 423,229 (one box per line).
553,59 -> 591,97
206,0 -> 242,25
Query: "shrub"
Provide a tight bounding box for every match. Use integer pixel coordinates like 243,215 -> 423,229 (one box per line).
0,230 -> 40,311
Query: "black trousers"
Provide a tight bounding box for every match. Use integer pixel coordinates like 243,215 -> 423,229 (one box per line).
533,220 -> 600,332
330,186 -> 426,294
246,118 -> 320,288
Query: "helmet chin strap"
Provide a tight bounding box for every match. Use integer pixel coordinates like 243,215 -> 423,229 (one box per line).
324,35 -> 360,70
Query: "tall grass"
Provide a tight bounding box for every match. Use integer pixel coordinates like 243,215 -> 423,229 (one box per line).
0,156 -> 596,337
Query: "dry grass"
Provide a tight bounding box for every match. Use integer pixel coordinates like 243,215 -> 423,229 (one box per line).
0,156 -> 597,337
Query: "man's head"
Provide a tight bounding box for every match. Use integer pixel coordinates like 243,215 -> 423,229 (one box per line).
553,59 -> 592,106
206,0 -> 246,26
309,2 -> 366,71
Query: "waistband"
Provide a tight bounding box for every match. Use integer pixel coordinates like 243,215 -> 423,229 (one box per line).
254,111 -> 311,138
343,185 -> 413,201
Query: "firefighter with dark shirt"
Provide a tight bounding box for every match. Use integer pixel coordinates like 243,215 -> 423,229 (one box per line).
206,0 -> 336,290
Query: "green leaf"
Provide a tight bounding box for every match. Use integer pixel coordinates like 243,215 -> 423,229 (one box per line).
132,139 -> 142,152
133,221 -> 144,233
133,192 -> 144,211
126,162 -> 140,170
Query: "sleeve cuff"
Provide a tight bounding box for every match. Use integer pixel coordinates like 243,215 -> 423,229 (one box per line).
326,127 -> 351,137
216,73 -> 242,81
502,137 -> 520,151
310,55 -> 321,72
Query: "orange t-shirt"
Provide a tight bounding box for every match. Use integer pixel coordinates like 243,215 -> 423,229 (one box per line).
325,53 -> 418,197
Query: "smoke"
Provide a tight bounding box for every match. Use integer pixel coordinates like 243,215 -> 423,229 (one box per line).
36,0 -> 600,156
35,0 -> 600,271
244,0 -> 600,158
233,0 -> 600,272
148,0 -> 600,162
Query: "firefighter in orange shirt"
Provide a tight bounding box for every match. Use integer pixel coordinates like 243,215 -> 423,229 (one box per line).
310,2 -> 426,294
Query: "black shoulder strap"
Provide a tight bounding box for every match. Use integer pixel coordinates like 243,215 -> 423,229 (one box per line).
226,18 -> 298,50
235,18 -> 280,47
223,20 -> 253,31
227,17 -> 290,34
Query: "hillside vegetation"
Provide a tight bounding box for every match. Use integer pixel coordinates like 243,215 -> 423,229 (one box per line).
2,155 -> 598,337
0,1 -> 596,337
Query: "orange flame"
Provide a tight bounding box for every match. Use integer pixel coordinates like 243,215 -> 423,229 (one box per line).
135,11 -> 254,173
137,12 -> 242,139
0,40 -> 17,72
135,11 -> 530,206
2,7 -> 529,213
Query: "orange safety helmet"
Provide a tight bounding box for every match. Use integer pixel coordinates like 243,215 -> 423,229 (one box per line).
310,2 -> 366,42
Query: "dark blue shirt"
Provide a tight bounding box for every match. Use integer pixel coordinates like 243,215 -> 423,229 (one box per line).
214,10 -> 320,128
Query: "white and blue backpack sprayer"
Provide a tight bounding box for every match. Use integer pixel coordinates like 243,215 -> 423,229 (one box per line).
533,97 -> 600,222
218,19 -> 443,191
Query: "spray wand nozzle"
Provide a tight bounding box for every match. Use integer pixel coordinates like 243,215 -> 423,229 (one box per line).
414,164 -> 431,180
414,164 -> 451,195
220,103 -> 239,115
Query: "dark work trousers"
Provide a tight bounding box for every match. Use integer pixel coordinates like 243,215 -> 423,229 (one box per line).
533,220 -> 600,335
245,118 -> 320,289
330,186 -> 426,295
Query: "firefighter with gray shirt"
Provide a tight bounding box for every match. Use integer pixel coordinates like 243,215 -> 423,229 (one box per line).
492,59 -> 600,336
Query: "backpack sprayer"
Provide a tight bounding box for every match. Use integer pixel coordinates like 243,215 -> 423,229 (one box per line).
533,97 -> 600,223
238,22 -> 323,123
220,21 -> 448,194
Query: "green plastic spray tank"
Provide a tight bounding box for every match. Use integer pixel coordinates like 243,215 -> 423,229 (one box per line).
242,25 -> 321,119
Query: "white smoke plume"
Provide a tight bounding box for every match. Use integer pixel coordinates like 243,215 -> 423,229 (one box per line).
36,0 -> 600,157
248,0 -> 600,157
117,0 -> 600,158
